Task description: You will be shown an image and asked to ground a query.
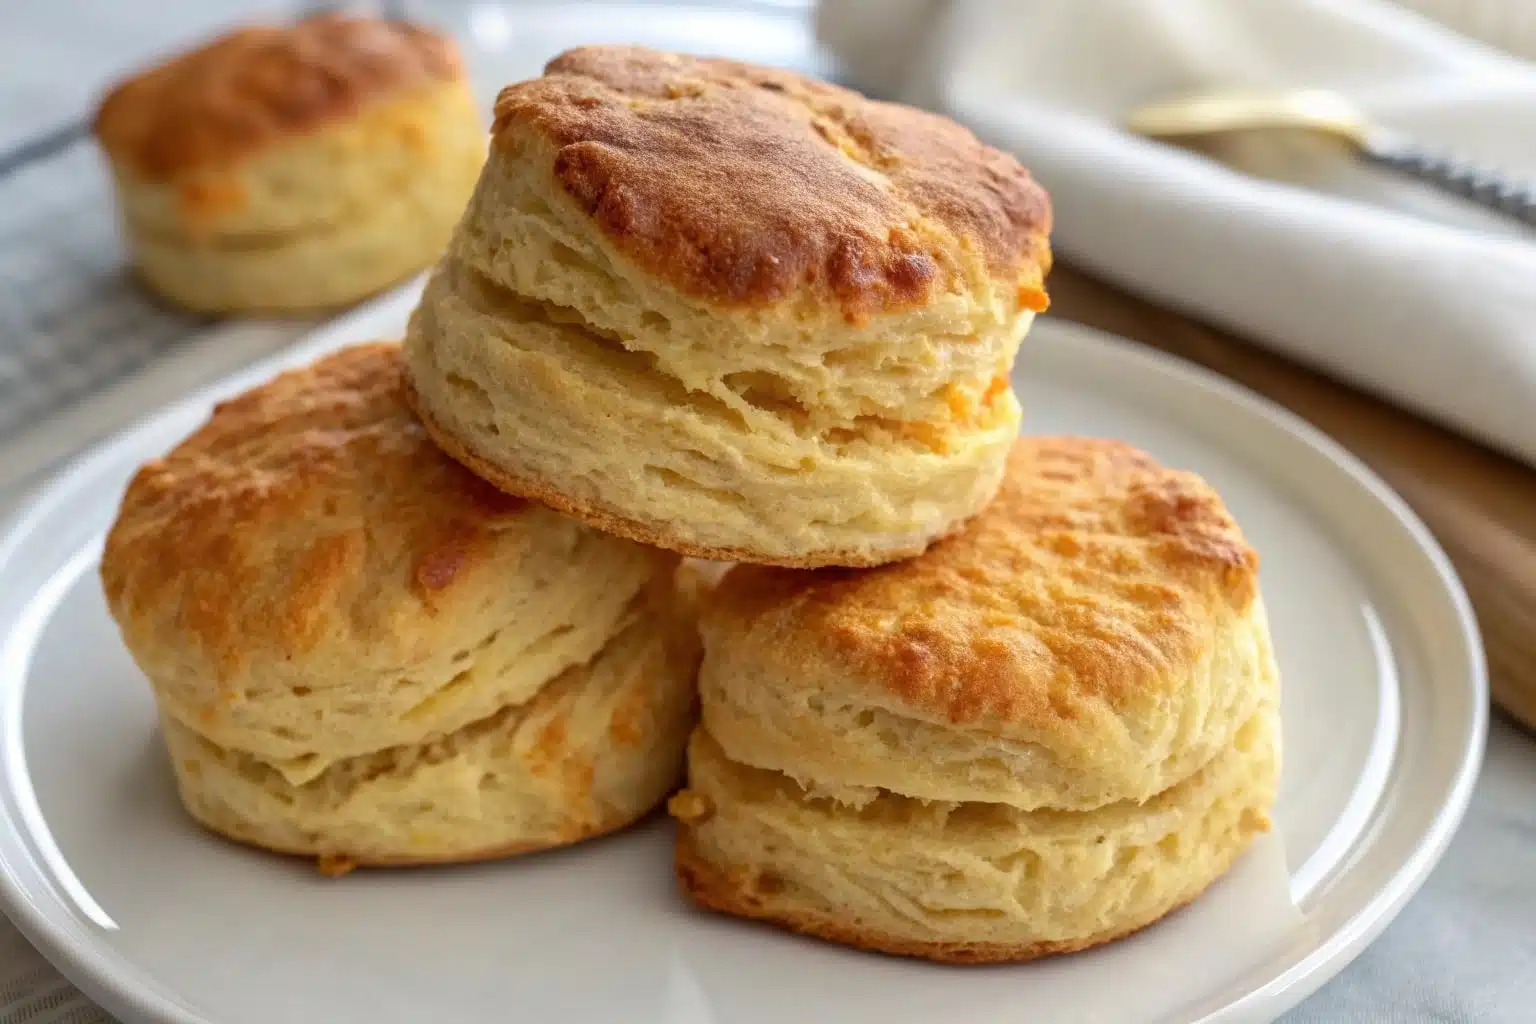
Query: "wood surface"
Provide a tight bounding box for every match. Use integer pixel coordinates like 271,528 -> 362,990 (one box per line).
1047,264 -> 1536,731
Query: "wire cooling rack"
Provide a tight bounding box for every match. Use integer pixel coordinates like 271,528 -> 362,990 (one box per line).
0,1 -> 398,452
0,143 -> 211,448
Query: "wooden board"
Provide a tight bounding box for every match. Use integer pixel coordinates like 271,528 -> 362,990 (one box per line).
1048,264 -> 1536,731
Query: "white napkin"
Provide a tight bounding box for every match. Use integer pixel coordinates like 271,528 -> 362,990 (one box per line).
817,0 -> 1536,468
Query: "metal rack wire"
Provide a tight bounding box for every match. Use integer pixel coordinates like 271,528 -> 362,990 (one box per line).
0,144 -> 210,447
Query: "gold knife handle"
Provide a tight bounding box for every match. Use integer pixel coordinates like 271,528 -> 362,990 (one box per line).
1363,135 -> 1536,228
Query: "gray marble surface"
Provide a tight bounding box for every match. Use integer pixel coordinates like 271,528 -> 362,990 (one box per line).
0,2 -> 1532,1021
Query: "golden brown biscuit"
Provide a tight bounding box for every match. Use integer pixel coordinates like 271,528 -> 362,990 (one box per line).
670,437 -> 1281,961
405,45 -> 1051,567
103,343 -> 697,869
94,14 -> 485,313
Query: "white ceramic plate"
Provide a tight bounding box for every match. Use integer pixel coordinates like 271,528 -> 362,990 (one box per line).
0,286 -> 1486,1024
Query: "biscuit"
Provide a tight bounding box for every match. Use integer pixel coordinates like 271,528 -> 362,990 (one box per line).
669,437 -> 1281,960
102,342 -> 697,869
93,14 -> 485,313
405,46 -> 1051,567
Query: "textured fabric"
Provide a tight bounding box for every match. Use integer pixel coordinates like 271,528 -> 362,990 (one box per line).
1390,0 -> 1536,60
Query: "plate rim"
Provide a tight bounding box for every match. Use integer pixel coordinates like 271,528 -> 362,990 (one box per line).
0,303 -> 1487,1024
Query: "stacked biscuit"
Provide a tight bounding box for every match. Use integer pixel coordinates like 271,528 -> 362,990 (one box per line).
103,343 -> 700,873
102,41 -> 1279,961
670,439 -> 1280,961
93,14 -> 486,313
403,45 -> 1049,567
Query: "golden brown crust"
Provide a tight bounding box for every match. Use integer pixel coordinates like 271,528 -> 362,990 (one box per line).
102,343 -> 533,680
491,45 -> 1051,317
405,378 -> 969,568
712,437 -> 1260,725
93,13 -> 464,180
674,831 -> 1196,964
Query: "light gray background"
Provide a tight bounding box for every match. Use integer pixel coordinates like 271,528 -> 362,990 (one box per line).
0,2 -> 1531,1021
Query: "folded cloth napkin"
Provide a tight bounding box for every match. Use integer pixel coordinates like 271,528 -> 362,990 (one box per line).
817,0 -> 1536,468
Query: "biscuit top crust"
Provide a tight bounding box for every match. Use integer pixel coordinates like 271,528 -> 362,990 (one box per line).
710,437 -> 1260,729
491,45 -> 1052,316
94,14 -> 463,180
100,343 -> 539,679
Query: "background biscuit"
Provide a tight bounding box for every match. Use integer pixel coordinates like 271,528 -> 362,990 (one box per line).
94,14 -> 485,313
